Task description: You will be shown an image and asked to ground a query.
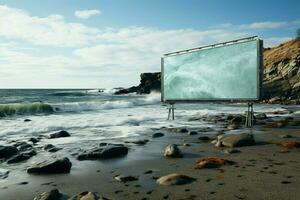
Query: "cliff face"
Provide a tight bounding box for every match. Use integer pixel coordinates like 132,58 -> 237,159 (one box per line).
115,39 -> 300,103
263,38 -> 300,102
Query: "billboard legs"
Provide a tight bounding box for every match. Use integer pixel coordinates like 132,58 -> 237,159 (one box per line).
167,103 -> 175,120
245,103 -> 254,127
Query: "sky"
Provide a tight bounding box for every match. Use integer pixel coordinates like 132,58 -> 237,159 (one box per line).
0,0 -> 299,89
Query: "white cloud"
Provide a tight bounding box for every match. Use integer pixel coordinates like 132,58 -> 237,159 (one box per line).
0,5 -> 100,47
0,4 -> 297,88
74,9 -> 101,19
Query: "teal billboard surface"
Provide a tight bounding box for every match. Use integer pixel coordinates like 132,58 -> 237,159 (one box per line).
162,39 -> 262,102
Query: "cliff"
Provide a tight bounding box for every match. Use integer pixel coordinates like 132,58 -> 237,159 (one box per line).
262,38 -> 300,103
115,39 -> 300,104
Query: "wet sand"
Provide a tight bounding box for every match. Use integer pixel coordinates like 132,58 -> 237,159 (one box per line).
0,111 -> 300,200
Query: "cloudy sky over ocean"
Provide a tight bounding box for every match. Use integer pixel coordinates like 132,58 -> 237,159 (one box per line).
0,0 -> 299,88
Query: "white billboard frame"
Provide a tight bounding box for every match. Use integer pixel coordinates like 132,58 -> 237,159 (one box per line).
161,36 -> 264,103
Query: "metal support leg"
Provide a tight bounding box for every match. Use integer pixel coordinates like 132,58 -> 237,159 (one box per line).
167,103 -> 175,120
245,103 -> 254,127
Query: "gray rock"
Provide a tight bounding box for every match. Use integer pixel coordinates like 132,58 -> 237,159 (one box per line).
164,144 -> 183,158
125,139 -> 149,145
157,173 -> 196,186
27,157 -> 72,174
49,130 -> 70,139
18,143 -> 33,151
44,144 -> 61,152
29,137 -> 39,144
115,175 -> 138,183
188,131 -> 198,135
152,132 -> 164,138
219,133 -> 255,147
77,145 -> 128,160
280,134 -> 293,138
69,191 -> 109,200
0,145 -> 19,159
198,136 -> 210,141
7,153 -> 31,164
222,148 -> 241,154
33,189 -> 65,200
0,169 -> 9,179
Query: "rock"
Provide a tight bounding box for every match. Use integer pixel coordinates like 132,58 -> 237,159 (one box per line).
188,131 -> 198,135
18,142 -> 33,151
152,132 -> 164,138
115,175 -> 138,183
44,144 -> 61,152
125,139 -> 149,145
277,141 -> 300,149
183,143 -> 191,147
7,153 -> 31,164
156,173 -> 196,186
0,145 -> 19,159
217,133 -> 255,148
0,169 -> 9,179
169,128 -> 188,133
280,134 -> 293,138
49,130 -> 70,139
27,157 -> 72,174
198,136 -> 210,141
227,123 -> 238,130
115,72 -> 160,94
198,127 -> 213,132
99,142 -> 108,146
29,137 -> 39,144
33,189 -> 65,200
222,149 -> 241,154
77,145 -> 128,160
144,170 -> 153,174
69,191 -> 110,200
164,144 -> 183,158
230,115 -> 244,123
24,119 -> 32,122
194,157 -> 232,169
255,113 -> 267,119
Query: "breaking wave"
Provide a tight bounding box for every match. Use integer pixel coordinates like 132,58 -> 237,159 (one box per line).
0,103 -> 54,117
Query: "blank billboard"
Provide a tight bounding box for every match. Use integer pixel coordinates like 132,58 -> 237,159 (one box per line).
161,37 -> 263,102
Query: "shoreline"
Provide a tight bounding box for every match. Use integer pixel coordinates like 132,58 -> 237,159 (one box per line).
0,107 -> 300,200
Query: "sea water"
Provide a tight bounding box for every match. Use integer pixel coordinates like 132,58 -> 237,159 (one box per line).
0,89 -> 292,146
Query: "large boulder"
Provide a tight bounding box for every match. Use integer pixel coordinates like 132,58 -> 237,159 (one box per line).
77,145 -> 128,160
0,145 -> 19,159
27,157 -> 72,174
216,133 -> 255,147
164,144 -> 183,158
157,173 -> 196,186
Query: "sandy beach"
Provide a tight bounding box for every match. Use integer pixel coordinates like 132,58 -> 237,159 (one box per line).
1,105 -> 299,200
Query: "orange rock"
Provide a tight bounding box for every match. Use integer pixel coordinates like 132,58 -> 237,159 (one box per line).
277,141 -> 300,149
194,157 -> 228,169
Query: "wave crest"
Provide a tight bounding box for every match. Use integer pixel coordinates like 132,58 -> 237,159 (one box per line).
0,103 -> 54,117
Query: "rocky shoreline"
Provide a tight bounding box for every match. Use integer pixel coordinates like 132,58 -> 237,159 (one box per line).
1,106 -> 299,200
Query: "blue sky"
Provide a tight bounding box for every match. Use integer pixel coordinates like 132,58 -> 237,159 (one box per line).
0,0 -> 299,88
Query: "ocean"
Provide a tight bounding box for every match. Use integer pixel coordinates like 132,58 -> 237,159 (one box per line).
0,89 -> 293,147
